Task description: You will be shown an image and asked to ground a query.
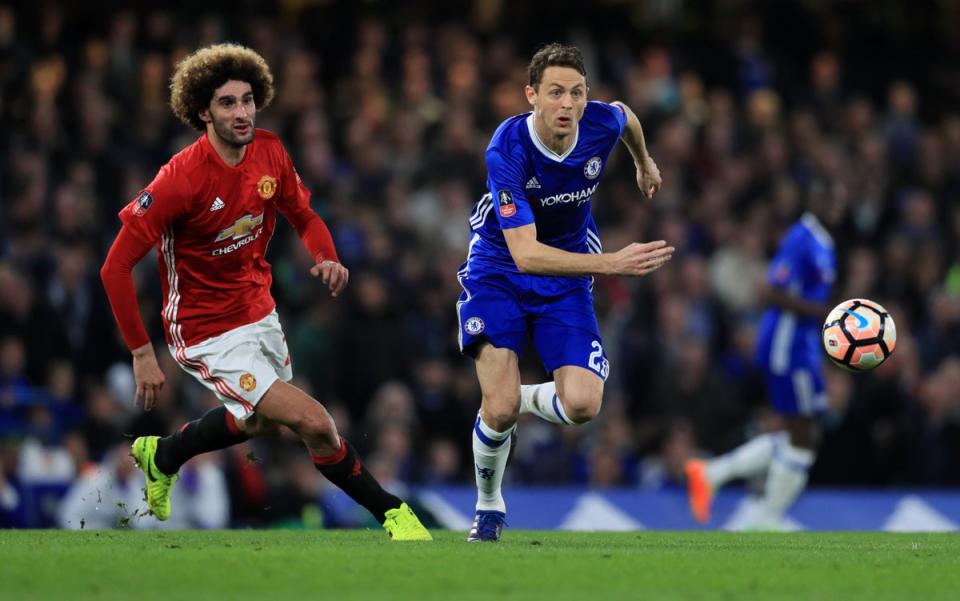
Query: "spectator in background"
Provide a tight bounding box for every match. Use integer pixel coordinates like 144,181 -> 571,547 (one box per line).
423,438 -> 462,485
899,358 -> 960,485
59,440 -> 230,530
0,264 -> 71,386
0,440 -> 23,527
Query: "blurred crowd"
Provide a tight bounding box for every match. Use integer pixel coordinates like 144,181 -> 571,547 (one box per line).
2,0 -> 960,528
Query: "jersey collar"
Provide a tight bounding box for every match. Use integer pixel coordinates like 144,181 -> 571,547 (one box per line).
526,114 -> 579,162
201,132 -> 253,170
801,212 -> 834,248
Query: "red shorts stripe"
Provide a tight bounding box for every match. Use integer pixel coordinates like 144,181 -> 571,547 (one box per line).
174,346 -> 255,412
174,347 -> 245,403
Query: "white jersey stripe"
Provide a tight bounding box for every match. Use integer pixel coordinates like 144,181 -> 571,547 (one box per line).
161,235 -> 177,327
470,195 -> 493,228
469,193 -> 492,220
770,313 -> 796,374
792,370 -> 814,414
161,233 -> 184,347
472,203 -> 493,231
161,235 -> 170,321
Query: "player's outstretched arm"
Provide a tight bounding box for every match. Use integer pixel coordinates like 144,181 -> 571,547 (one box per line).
503,223 -> 674,277
100,225 -> 165,411
611,101 -> 662,199
607,241 -> 675,276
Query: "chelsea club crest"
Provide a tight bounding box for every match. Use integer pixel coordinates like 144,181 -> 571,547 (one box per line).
464,317 -> 485,335
584,156 -> 602,180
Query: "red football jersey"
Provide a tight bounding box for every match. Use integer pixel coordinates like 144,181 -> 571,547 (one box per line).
118,129 -> 327,348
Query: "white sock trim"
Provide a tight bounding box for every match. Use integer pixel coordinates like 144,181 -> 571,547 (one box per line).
520,382 -> 572,425
774,442 -> 815,473
551,394 -> 572,424
474,414 -> 514,446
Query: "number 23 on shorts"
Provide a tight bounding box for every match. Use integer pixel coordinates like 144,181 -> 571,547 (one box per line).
588,340 -> 609,380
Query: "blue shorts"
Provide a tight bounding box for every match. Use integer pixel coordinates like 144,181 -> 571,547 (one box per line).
456,270 -> 609,379
764,365 -> 827,417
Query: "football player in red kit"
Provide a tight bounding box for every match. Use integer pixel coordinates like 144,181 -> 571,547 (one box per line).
100,43 -> 430,540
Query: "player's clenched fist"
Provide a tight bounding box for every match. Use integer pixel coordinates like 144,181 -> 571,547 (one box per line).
637,155 -> 662,199
310,259 -> 349,296
608,240 -> 674,276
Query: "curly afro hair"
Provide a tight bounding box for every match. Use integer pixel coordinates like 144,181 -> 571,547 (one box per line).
170,43 -> 275,131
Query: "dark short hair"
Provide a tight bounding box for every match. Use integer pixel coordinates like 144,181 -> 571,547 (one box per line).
170,43 -> 275,131
528,43 -> 586,89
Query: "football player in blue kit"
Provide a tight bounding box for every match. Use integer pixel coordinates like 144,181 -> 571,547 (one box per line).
685,181 -> 845,529
456,43 -> 671,541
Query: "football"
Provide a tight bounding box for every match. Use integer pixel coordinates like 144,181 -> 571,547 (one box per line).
822,298 -> 897,371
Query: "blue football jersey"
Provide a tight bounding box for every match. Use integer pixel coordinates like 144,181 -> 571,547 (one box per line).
464,101 -> 627,295
755,213 -> 837,374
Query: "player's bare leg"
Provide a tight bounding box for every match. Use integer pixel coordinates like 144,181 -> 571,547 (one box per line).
255,380 -> 341,455
234,412 -> 284,437
256,380 -> 430,540
519,365 -> 603,425
555,365 -> 603,422
469,342 -> 520,541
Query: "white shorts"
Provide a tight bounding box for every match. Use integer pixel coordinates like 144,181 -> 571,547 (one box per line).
169,310 -> 293,421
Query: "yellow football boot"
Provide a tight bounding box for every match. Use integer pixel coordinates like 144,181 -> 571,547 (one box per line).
130,436 -> 178,521
383,503 -> 433,541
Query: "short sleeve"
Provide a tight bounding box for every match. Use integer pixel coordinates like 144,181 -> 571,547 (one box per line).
485,149 -> 534,229
118,163 -> 189,243
610,102 -> 628,136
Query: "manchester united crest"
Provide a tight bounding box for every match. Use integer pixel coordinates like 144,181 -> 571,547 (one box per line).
256,175 -> 277,199
239,373 -> 257,392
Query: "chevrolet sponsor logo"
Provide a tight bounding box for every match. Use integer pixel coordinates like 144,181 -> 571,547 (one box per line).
215,213 -> 263,242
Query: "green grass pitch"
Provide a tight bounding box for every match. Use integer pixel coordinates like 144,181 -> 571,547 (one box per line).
1,530 -> 958,600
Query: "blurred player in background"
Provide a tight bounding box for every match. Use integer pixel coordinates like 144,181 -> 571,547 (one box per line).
685,181 -> 845,529
99,44 -> 430,540
456,43 -> 670,541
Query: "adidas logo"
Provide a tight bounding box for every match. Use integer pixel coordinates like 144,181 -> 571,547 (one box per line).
210,197 -> 225,211
525,176 -> 541,189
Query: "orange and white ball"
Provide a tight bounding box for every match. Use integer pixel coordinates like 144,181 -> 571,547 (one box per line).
822,298 -> 897,371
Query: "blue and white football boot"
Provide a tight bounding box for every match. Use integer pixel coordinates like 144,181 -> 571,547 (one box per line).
467,510 -> 506,542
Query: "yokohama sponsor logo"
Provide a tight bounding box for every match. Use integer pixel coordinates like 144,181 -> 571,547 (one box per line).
212,228 -> 263,256
540,183 -> 598,207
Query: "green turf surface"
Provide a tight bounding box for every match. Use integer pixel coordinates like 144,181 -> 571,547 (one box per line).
1,530 -> 958,600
